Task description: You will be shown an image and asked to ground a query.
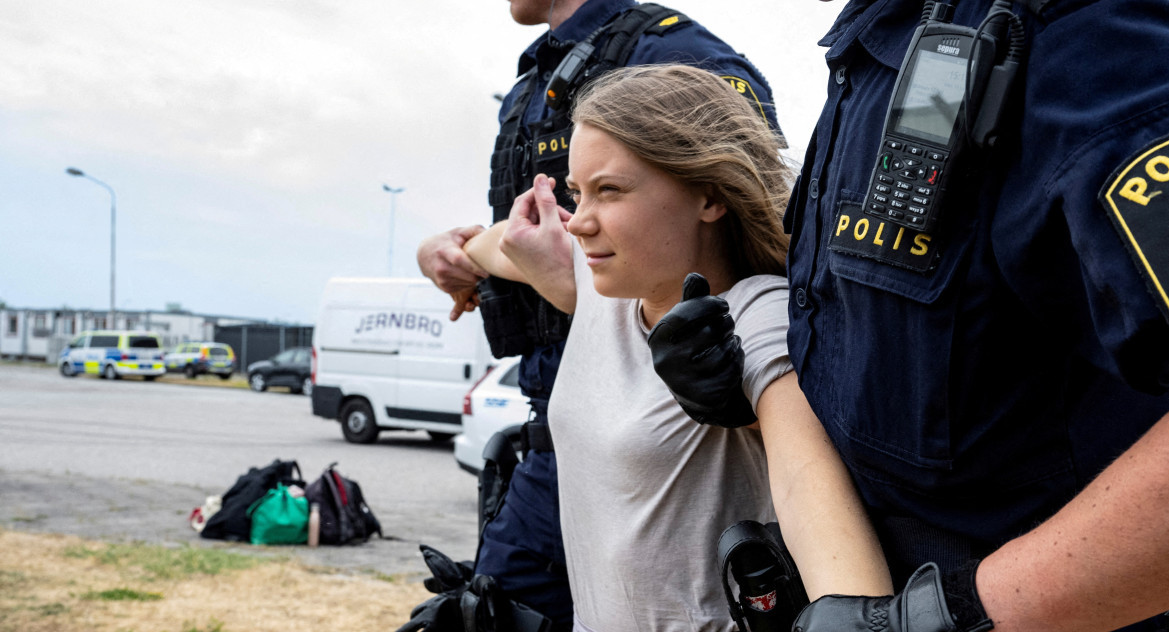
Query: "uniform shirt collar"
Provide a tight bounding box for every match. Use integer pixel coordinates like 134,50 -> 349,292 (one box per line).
820,0 -> 920,69
516,0 -> 636,75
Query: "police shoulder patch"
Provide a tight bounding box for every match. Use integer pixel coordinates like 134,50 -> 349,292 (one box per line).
644,13 -> 691,35
721,75 -> 768,123
1098,135 -> 1169,324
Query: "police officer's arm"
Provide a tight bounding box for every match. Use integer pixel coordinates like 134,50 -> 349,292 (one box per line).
416,225 -> 489,293
756,371 -> 895,600
974,410 -> 1169,632
794,411 -> 1169,632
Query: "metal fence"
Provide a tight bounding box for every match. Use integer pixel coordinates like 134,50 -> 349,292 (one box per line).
214,324 -> 314,372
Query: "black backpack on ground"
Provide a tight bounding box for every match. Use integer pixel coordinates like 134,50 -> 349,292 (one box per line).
304,462 -> 382,545
201,459 -> 303,542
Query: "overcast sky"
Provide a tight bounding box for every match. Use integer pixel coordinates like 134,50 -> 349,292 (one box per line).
0,1 -> 844,324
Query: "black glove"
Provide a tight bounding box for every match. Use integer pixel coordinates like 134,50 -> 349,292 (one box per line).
394,545 -> 474,632
792,563 -> 993,632
396,544 -> 556,632
398,593 -> 462,632
647,273 -> 757,428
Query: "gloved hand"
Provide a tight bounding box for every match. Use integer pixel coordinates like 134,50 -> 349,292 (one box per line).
394,545 -> 474,632
398,593 -> 462,632
647,273 -> 757,428
395,544 -> 557,632
792,563 -> 993,632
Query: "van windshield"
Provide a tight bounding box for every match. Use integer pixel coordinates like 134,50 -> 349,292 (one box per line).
129,336 -> 160,348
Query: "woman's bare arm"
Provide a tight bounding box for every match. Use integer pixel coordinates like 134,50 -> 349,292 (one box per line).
757,371 -> 894,600
463,221 -> 527,283
461,175 -> 578,314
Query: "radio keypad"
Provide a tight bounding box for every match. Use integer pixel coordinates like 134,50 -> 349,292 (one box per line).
866,144 -> 947,230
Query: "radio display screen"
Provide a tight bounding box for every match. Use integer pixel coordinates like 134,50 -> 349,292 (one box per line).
892,49 -> 968,145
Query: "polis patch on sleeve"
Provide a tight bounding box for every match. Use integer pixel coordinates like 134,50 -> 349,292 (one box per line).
1099,135 -> 1169,323
828,202 -> 938,272
720,74 -> 786,149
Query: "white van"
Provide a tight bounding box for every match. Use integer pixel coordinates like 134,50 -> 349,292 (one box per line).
310,277 -> 494,444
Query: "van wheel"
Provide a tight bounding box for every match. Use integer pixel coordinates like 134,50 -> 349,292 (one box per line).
341,400 -> 379,444
103,364 -> 119,380
301,378 -> 313,397
184,364 -> 197,379
427,432 -> 455,442
60,362 -> 77,378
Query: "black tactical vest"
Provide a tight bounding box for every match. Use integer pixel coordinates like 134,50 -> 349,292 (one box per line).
480,4 -> 691,359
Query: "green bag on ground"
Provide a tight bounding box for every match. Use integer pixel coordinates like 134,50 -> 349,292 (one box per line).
246,484 -> 308,545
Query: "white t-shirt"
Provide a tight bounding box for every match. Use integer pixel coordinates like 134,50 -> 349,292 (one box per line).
550,243 -> 792,632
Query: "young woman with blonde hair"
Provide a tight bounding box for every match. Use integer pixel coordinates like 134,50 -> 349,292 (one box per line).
458,64 -> 891,632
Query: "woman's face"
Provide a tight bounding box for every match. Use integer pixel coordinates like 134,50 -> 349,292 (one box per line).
565,123 -> 724,308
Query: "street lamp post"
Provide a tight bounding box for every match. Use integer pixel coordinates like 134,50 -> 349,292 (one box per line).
382,184 -> 404,276
66,167 -> 117,327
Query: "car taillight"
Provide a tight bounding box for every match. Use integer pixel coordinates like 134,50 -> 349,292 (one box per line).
311,347 -> 317,385
462,365 -> 496,416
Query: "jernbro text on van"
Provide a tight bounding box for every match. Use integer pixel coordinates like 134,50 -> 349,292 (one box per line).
355,312 -> 443,337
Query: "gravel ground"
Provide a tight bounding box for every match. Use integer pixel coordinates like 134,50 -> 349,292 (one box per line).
0,468 -> 467,580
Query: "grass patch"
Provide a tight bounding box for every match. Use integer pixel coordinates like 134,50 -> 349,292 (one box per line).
372,570 -> 407,583
0,569 -> 25,590
82,587 -> 164,601
157,373 -> 250,390
10,514 -> 48,523
3,530 -> 431,630
180,617 -> 225,632
63,542 -> 264,580
34,602 -> 69,616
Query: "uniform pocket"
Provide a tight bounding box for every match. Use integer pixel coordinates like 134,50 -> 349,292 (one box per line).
827,199 -> 972,301
821,193 -> 975,472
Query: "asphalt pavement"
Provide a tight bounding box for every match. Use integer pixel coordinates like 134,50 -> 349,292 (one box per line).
0,362 -> 482,578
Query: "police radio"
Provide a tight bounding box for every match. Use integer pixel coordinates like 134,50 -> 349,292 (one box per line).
863,0 -> 1024,233
545,40 -> 596,111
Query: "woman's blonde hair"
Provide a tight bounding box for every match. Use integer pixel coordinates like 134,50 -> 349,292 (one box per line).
571,64 -> 791,277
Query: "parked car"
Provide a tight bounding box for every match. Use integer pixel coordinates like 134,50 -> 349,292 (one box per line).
247,347 -> 313,395
164,341 -> 236,379
453,356 -> 529,475
58,330 -> 166,380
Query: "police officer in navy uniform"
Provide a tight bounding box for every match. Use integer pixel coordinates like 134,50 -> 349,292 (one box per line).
648,0 -> 1169,630
415,0 -> 781,627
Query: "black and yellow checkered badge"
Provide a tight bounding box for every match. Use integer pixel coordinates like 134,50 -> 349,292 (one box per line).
1099,135 -> 1169,324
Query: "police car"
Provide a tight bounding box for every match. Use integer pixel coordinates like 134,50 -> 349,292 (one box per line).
59,330 -> 166,380
453,356 -> 529,475
164,341 -> 236,379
